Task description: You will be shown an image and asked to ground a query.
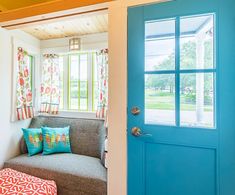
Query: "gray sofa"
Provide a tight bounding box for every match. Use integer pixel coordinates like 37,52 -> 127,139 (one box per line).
4,116 -> 107,195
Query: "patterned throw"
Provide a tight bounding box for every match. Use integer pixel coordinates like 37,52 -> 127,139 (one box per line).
16,47 -> 34,121
0,168 -> 57,195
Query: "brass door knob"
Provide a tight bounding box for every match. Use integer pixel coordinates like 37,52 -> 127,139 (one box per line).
131,127 -> 152,137
131,127 -> 142,136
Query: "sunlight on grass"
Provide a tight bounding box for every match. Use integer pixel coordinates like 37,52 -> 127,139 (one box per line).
145,89 -> 212,112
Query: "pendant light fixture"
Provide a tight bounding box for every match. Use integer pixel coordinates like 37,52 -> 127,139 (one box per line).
69,37 -> 81,51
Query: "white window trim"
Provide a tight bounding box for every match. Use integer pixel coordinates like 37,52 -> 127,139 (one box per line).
39,110 -> 98,120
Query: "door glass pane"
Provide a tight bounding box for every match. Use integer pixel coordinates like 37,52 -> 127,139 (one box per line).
180,73 -> 214,128
69,55 -> 79,109
180,14 -> 214,70
145,74 -> 175,125
80,54 -> 88,110
145,19 -> 175,71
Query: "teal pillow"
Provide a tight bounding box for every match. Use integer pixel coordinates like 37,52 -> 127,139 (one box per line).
42,126 -> 72,155
22,128 -> 43,156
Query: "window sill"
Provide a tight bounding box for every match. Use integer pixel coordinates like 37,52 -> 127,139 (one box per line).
39,110 -> 100,120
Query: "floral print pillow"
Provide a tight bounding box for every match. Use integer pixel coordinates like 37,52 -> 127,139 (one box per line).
22,128 -> 43,156
42,126 -> 72,155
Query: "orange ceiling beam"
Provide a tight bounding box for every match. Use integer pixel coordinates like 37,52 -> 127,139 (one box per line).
0,0 -> 111,23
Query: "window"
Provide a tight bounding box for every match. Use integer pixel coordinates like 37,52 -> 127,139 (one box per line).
59,51 -> 98,112
145,14 -> 215,128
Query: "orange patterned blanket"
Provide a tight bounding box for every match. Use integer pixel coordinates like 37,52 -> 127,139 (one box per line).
0,168 -> 57,195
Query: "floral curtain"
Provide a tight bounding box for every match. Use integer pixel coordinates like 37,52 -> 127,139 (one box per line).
40,54 -> 60,115
96,49 -> 108,119
96,49 -> 108,168
16,47 -> 34,121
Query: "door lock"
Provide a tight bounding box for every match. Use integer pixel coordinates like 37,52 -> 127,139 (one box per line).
131,107 -> 141,115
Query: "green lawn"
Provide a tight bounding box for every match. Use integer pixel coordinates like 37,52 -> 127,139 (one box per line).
145,89 -> 212,112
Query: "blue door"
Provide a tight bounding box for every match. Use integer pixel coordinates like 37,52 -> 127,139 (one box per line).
128,0 -> 235,195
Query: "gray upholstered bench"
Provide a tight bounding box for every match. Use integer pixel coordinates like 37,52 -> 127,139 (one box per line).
4,116 -> 107,195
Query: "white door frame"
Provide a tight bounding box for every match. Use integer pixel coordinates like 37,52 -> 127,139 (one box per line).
108,1 -> 167,195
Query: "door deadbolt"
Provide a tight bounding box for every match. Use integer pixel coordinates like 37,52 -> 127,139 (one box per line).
131,107 -> 140,115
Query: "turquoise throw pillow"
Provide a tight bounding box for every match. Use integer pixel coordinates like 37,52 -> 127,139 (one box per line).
42,126 -> 72,155
22,128 -> 43,156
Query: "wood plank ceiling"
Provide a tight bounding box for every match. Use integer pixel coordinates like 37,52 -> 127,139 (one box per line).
21,13 -> 108,40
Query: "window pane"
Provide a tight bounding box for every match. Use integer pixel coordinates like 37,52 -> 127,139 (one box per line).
80,54 -> 88,110
69,55 -> 79,109
145,74 -> 175,125
59,56 -> 64,109
180,73 -> 214,128
145,19 -> 175,71
180,14 -> 214,69
80,81 -> 88,110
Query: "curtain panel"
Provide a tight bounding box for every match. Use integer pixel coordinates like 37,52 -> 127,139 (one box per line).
40,54 -> 60,115
96,49 -> 108,119
16,47 -> 34,121
96,49 -> 108,168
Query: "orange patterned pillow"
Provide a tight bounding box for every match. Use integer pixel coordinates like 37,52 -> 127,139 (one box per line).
0,168 -> 57,195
